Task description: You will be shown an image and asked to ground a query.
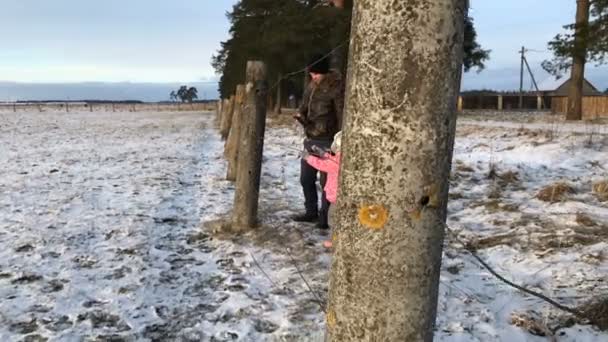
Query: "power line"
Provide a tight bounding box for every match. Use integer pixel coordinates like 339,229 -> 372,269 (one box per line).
268,40 -> 348,92
446,228 -> 585,318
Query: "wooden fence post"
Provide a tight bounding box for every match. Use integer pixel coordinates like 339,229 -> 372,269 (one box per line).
498,95 -> 503,111
220,95 -> 236,140
457,96 -> 463,112
537,95 -> 543,111
231,61 -> 268,231
225,85 -> 246,181
216,100 -> 223,122
219,99 -> 228,127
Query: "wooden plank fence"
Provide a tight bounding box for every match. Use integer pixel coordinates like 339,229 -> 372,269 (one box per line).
551,96 -> 608,119
457,95 -> 549,111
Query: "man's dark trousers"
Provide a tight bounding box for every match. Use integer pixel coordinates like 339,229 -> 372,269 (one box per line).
301,138 -> 332,226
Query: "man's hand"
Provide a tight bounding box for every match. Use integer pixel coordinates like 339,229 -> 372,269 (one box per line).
310,145 -> 328,157
301,148 -> 310,160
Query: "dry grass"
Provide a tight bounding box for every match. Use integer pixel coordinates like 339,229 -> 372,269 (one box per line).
467,211 -> 606,253
510,311 -> 554,338
542,233 -> 604,249
448,192 -> 465,200
536,182 -> 575,203
451,161 -> 476,184
576,212 -> 598,227
471,199 -> 520,213
580,250 -> 606,265
266,110 -> 297,128
592,180 -> 608,202
498,170 -> 520,184
455,163 -> 475,173
488,165 -> 520,187
466,232 -> 519,251
487,183 -> 503,199
578,297 -> 608,331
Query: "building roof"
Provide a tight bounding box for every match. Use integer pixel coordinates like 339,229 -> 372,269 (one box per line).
537,76 -> 567,92
537,76 -> 600,93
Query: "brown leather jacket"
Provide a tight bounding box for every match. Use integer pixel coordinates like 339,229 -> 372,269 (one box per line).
298,71 -> 344,140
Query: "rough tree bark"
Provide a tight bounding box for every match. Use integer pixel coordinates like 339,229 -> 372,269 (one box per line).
567,0 -> 591,121
326,1 -> 466,341
219,98 -> 230,130
231,61 -> 268,231
225,84 -> 246,181
220,95 -> 236,140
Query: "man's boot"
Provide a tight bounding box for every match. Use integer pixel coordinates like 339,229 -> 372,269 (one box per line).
292,212 -> 318,223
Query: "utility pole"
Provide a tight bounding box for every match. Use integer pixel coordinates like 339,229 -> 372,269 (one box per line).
326,0 -> 466,340
522,55 -> 544,109
519,46 -> 525,110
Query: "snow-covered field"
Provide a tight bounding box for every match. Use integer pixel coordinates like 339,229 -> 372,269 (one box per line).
0,110 -> 606,341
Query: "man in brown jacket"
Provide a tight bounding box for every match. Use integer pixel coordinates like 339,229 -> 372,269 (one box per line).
293,54 -> 344,229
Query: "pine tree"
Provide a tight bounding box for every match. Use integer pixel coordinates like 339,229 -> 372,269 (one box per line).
213,1 -> 489,102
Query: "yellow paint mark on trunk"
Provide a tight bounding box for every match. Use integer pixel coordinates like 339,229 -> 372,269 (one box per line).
327,309 -> 337,329
358,205 -> 389,230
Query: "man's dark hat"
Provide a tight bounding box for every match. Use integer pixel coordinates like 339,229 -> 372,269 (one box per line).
308,54 -> 330,74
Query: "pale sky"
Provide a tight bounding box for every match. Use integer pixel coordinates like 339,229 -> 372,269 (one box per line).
0,0 -> 236,83
1,0 -> 606,90
463,0 -> 607,90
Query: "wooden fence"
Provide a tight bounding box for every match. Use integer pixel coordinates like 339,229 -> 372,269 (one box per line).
551,96 -> 608,119
0,102 -> 217,113
457,95 -> 548,111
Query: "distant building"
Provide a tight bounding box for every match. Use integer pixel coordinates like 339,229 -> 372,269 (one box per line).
537,76 -> 601,97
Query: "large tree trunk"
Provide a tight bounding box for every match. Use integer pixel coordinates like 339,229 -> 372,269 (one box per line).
326,1 -> 466,341
567,0 -> 590,121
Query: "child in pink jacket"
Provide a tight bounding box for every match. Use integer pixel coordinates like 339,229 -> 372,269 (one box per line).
305,131 -> 342,248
